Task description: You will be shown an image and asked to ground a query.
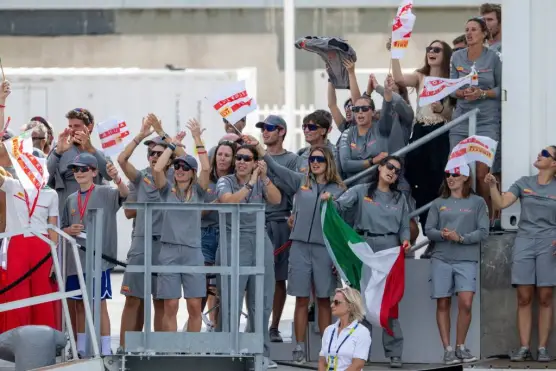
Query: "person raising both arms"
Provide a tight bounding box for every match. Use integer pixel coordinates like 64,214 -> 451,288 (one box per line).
485,146 -> 556,362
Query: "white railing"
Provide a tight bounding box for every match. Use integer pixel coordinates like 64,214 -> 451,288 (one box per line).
250,104 -> 316,152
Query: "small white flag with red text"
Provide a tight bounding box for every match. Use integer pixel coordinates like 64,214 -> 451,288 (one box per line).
206,81 -> 257,126
391,0 -> 416,60
97,119 -> 131,157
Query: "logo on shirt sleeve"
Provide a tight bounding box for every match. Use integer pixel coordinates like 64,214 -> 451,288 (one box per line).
363,196 -> 373,203
523,188 -> 534,195
350,142 -> 357,149
439,206 -> 447,211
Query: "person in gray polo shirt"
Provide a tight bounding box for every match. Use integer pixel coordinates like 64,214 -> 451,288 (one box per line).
425,165 -> 489,365
248,136 -> 345,365
255,115 -> 298,343
215,144 -> 282,368
152,119 -> 210,333
485,146 -> 556,362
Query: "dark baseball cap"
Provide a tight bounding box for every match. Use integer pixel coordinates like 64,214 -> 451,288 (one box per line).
30,116 -> 52,132
67,153 -> 98,170
255,115 -> 287,130
173,155 -> 198,171
143,136 -> 168,147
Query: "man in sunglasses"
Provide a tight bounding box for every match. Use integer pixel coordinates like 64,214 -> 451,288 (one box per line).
255,115 -> 298,343
29,116 -> 55,154
452,35 -> 467,52
296,110 -> 340,174
47,108 -> 113,216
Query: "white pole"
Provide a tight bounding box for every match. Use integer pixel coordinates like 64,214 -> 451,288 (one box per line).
283,0 -> 296,150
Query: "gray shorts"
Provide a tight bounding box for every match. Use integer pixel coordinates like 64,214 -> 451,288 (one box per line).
156,242 -> 207,299
266,219 -> 291,282
287,241 -> 335,298
512,237 -> 556,287
121,237 -> 163,299
430,258 -> 477,299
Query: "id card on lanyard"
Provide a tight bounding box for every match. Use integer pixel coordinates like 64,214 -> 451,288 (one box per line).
327,323 -> 358,371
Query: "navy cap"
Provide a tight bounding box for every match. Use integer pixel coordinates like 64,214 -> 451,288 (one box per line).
143,136 -> 168,147
255,115 -> 287,130
67,153 -> 98,170
173,155 -> 198,171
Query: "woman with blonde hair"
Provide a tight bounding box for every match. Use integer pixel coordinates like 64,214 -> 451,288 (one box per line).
247,136 -> 345,364
318,287 -> 371,371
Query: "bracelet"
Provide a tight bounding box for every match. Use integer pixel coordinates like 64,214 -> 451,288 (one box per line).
159,132 -> 169,141
133,138 -> 141,146
196,145 -> 205,149
54,151 -> 62,159
480,90 -> 487,100
167,143 -> 177,151
244,183 -> 253,191
115,177 -> 122,185
197,150 -> 207,155
263,177 -> 270,186
0,105 -> 5,108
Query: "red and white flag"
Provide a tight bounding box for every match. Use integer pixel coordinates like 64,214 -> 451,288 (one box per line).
97,119 -> 131,157
445,135 -> 498,172
391,0 -> 416,60
206,81 -> 257,126
418,68 -> 478,107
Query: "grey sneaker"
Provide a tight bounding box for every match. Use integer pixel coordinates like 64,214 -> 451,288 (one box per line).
537,347 -> 551,362
264,357 -> 278,369
269,328 -> 283,343
116,347 -> 125,355
510,347 -> 532,362
292,344 -> 306,364
390,356 -> 402,368
456,346 -> 477,363
444,349 -> 461,365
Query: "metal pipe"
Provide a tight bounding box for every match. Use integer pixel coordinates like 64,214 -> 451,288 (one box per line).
143,204 -> 153,351
92,209 -> 104,358
283,0 -> 296,150
344,108 -> 480,186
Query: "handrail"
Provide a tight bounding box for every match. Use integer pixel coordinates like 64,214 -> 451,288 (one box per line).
344,108 -> 479,186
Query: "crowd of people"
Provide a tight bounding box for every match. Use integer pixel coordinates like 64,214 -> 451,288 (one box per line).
0,3 -> 555,371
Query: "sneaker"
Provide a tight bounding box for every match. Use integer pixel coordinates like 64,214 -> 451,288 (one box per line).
390,356 -> 402,368
292,344 -> 306,364
510,347 -> 532,362
538,347 -> 551,362
444,349 -> 461,365
264,357 -> 278,369
269,328 -> 283,343
116,347 -> 125,355
456,346 -> 477,363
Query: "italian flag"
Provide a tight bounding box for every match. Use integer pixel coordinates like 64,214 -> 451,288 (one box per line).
321,200 -> 405,335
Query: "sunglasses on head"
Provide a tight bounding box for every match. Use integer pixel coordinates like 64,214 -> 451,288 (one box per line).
385,162 -> 402,175
445,172 -> 461,178
148,150 -> 164,158
426,46 -> 443,53
332,299 -> 345,306
261,124 -> 279,132
174,162 -> 192,171
309,155 -> 326,164
302,123 -> 320,132
541,149 -> 556,160
235,154 -> 254,162
71,166 -> 92,173
351,106 -> 372,113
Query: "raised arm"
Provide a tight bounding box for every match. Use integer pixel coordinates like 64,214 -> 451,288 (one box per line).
0,80 -> 10,135
339,129 -> 372,173
485,173 -> 518,209
376,76 -> 395,137
258,160 -> 281,205
74,129 -> 112,181
147,113 -> 186,157
107,162 -> 129,198
424,201 -> 444,242
323,184 -> 361,213
47,128 -> 72,176
186,118 -> 210,191
118,117 -> 154,182
374,82 -> 414,126
327,82 -> 347,129
343,58 -> 361,102
153,131 -> 185,190
387,38 -> 420,89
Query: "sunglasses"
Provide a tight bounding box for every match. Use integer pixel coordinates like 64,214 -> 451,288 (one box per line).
426,46 -> 443,53
302,123 -> 321,132
309,155 -> 326,164
174,162 -> 192,171
71,166 -> 92,173
260,124 -> 280,132
148,150 -> 164,158
445,172 -> 461,178
332,300 -> 345,306
541,149 -> 556,160
385,162 -> 402,175
452,47 -> 464,52
235,154 -> 254,162
351,106 -> 372,113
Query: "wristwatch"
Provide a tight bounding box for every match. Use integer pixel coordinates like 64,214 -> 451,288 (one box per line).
244,183 -> 254,191
480,90 -> 487,100
458,235 -> 465,244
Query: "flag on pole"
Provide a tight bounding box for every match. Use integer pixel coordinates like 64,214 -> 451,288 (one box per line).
206,80 -> 257,126
321,200 -> 405,335
391,0 -> 416,60
445,135 -> 498,172
97,118 -> 131,157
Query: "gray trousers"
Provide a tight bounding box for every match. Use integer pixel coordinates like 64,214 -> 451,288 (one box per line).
362,317 -> 404,359
216,231 -> 275,357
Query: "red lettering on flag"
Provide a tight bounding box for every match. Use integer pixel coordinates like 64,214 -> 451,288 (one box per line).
213,91 -> 248,111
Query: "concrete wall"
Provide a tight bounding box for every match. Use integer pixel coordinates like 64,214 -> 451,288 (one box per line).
0,8 -> 480,105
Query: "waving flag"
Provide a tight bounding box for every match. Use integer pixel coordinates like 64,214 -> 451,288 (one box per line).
321,200 -> 404,335
446,135 -> 498,172
97,118 -> 131,157
391,0 -> 416,59
206,80 -> 257,126
418,67 -> 478,107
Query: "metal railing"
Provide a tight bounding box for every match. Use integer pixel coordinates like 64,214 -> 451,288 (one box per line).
0,225 -> 100,358
118,202 -> 266,369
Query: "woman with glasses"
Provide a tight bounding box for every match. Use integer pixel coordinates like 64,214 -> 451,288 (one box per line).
390,39 -> 454,231
249,137 -> 345,364
322,155 -> 410,368
152,119 -> 210,333
318,287 -> 371,371
200,139 -> 237,329
296,110 -> 339,174
484,146 -> 556,362
450,17 -> 502,215
338,75 -> 395,185
215,144 -> 281,368
116,114 -> 180,352
425,165 -> 489,365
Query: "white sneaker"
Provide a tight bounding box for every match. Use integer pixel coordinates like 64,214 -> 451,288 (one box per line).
264,357 -> 278,369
